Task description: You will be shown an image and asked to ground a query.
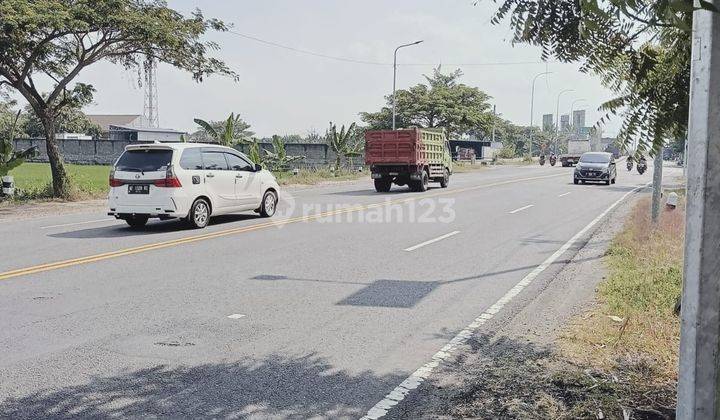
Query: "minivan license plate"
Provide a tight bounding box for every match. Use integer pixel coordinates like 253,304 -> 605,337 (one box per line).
128,184 -> 150,194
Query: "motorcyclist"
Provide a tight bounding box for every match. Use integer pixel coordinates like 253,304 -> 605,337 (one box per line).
626,155 -> 634,171
539,153 -> 546,165
637,156 -> 648,174
549,152 -> 557,166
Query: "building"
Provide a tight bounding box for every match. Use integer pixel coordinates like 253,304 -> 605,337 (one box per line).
560,114 -> 570,132
542,114 -> 554,132
572,109 -> 586,133
87,114 -> 185,142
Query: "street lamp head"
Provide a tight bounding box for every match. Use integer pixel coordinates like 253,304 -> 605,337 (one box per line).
412,40 -> 424,45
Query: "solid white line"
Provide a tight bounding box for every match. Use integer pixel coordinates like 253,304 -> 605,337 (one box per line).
558,192 -> 571,197
403,231 -> 460,252
360,183 -> 650,420
227,314 -> 246,319
509,204 -> 534,214
40,218 -> 116,230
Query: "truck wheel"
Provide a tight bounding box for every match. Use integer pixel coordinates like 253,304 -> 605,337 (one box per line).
416,171 -> 429,192
374,178 -> 392,192
439,169 -> 449,188
574,178 -> 579,185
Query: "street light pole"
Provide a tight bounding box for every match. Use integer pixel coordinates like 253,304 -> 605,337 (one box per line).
392,40 -> 423,130
555,89 -> 575,154
529,71 -> 552,158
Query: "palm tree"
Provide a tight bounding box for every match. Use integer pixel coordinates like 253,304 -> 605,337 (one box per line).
327,122 -> 363,174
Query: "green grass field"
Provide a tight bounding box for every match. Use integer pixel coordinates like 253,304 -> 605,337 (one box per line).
10,162 -> 111,199
8,163 -> 365,199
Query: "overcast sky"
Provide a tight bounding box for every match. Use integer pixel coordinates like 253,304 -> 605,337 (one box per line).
69,0 -> 620,138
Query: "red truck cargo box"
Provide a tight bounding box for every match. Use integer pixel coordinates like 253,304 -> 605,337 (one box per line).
365,129 -> 422,166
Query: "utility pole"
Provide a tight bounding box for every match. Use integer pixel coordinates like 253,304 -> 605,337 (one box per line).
529,71 -> 552,159
392,40 -> 423,130
651,150 -> 663,223
677,3 -> 720,419
491,104 -> 497,143
554,89 -> 574,154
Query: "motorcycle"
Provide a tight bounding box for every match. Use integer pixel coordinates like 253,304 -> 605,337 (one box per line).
549,154 -> 557,166
637,158 -> 647,175
626,159 -> 634,171
539,154 -> 546,166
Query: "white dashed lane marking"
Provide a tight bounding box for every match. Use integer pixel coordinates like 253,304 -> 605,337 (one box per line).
403,231 -> 460,252
509,204 -> 534,214
227,314 -> 246,319
558,192 -> 571,197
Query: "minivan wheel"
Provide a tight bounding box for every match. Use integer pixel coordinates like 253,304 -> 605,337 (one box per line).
188,198 -> 210,228
125,215 -> 149,228
259,190 -> 278,217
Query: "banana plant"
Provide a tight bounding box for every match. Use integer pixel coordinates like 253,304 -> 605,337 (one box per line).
327,122 -> 362,174
246,139 -> 263,166
1,110 -> 37,177
193,113 -> 250,146
264,135 -> 304,171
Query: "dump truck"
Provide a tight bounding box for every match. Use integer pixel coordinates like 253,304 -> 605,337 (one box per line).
559,140 -> 591,166
365,128 -> 452,192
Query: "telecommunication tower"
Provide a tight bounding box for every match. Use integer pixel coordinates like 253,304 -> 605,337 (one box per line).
143,58 -> 159,128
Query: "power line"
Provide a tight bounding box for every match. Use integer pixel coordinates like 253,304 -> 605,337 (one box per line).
226,30 -> 551,67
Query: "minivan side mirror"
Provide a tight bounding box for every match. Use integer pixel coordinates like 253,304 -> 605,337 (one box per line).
255,163 -> 262,172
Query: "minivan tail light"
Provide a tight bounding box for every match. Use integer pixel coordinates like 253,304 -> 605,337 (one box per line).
109,169 -> 124,187
154,165 -> 182,188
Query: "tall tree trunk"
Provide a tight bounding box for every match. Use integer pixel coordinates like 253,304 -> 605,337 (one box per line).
41,114 -> 70,198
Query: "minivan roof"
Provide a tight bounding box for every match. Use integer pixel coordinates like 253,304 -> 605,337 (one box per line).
124,142 -> 236,152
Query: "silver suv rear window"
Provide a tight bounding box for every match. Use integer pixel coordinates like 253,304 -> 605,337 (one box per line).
116,149 -> 173,172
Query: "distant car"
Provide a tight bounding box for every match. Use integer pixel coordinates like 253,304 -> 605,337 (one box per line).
573,152 -> 617,185
108,143 -> 280,228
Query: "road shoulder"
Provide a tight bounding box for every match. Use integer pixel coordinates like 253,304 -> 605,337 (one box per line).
388,191 -> 649,419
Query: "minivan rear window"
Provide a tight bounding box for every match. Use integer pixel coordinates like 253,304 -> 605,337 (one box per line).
116,149 -> 173,172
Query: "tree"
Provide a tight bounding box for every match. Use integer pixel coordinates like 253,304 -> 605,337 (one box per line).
191,113 -> 253,144
21,103 -> 101,139
360,66 -> 493,139
0,0 -> 235,197
326,122 -> 363,173
490,1 -> 716,154
263,135 -> 304,171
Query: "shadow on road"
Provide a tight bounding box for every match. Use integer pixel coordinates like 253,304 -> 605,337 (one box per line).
0,353 -> 404,419
48,214 -> 261,239
251,254 -> 602,309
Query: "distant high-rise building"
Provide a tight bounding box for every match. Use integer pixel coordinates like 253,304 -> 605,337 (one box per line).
560,114 -> 570,131
542,114 -> 554,132
572,109 -> 586,132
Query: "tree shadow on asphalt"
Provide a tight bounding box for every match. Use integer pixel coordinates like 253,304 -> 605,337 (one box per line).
252,255 -> 603,309
389,333 -> 676,419
0,353 -> 404,419
47,214 -> 261,239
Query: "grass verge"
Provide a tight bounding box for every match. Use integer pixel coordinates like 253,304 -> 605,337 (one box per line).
4,163 -> 366,202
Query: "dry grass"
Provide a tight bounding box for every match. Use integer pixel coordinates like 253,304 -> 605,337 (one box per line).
562,196 -> 684,381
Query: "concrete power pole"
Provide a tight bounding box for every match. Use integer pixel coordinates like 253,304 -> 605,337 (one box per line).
651,150 -> 663,223
677,4 -> 720,419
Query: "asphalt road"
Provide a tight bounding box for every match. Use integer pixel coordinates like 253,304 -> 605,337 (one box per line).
0,163 -> 656,419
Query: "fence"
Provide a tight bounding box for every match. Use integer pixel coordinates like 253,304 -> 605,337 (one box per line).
12,138 -> 350,169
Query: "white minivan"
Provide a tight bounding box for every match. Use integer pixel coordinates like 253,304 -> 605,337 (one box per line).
108,143 -> 280,228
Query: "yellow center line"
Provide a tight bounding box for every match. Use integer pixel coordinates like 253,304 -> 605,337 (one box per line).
0,173 -> 564,281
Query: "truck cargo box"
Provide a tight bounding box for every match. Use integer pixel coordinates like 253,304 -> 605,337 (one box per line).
364,128 -> 452,193
365,128 -> 447,166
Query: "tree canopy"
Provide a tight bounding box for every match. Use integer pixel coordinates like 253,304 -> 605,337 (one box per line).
360,67 -> 493,139
0,0 -> 235,197
491,0 -> 716,154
